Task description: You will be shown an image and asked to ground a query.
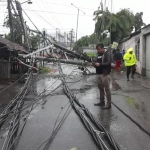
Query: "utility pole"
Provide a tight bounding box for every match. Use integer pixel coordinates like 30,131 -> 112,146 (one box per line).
71,3 -> 85,42
110,0 -> 113,44
16,1 -> 30,52
56,28 -> 58,42
43,30 -> 45,67
7,0 -> 15,42
76,9 -> 79,42
70,29 -> 73,50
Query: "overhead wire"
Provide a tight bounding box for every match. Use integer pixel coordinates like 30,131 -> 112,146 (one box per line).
33,1 -> 96,11
34,1 -> 56,29
42,0 -> 64,29
24,9 -> 93,17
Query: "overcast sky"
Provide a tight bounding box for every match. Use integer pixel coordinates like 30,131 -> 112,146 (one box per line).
0,0 -> 150,39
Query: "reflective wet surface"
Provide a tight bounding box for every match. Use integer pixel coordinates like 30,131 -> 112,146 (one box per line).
1,64 -> 150,150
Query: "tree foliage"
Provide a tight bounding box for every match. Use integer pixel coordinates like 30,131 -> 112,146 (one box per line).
95,8 -> 146,43
134,12 -> 146,31
75,8 -> 146,50
4,16 -> 40,50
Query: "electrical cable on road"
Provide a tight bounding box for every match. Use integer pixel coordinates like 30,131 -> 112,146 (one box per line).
37,103 -> 72,150
37,76 -> 88,150
44,61 -> 121,150
1,51 -> 35,149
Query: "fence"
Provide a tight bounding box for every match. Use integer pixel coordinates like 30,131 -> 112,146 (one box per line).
0,60 -> 10,79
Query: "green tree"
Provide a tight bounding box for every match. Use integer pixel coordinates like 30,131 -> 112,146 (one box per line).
4,16 -> 40,50
4,16 -> 23,44
94,8 -> 146,43
134,12 -> 146,31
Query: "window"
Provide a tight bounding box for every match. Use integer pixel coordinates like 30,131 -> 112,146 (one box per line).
135,42 -> 140,61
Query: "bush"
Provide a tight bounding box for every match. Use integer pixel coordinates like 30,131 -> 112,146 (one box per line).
39,67 -> 51,73
86,52 -> 97,57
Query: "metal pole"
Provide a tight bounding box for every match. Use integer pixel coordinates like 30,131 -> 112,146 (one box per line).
16,1 -> 30,52
76,9 -> 79,42
43,30 -> 45,67
19,54 -> 90,66
71,3 -> 85,42
56,28 -> 57,42
7,0 -> 15,42
110,0 -> 112,44
70,29 -> 73,50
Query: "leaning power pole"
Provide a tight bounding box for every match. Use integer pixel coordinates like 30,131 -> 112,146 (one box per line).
110,0 -> 113,44
16,1 -> 30,52
7,0 -> 15,42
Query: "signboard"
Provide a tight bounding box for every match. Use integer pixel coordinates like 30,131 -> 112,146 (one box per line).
111,42 -> 118,49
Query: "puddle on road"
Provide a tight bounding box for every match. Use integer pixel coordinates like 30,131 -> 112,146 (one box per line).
28,108 -> 39,120
35,78 -> 62,96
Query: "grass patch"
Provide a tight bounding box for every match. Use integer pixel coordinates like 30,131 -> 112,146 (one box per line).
39,67 -> 51,73
127,97 -> 136,106
86,52 -> 97,57
126,97 -> 139,109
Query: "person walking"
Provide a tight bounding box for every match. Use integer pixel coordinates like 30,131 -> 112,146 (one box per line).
114,49 -> 122,72
123,48 -> 137,81
122,49 -> 125,57
92,43 -> 112,109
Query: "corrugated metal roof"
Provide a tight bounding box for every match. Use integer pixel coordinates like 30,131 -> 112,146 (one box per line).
0,36 -> 28,54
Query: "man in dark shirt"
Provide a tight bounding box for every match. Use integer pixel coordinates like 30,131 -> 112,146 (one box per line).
92,43 -> 112,109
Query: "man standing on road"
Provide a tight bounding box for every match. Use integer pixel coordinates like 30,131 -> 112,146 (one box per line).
92,43 -> 112,109
123,48 -> 137,81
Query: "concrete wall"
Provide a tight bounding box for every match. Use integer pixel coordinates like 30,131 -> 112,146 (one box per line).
119,26 -> 150,75
119,34 -> 141,74
140,26 -> 150,76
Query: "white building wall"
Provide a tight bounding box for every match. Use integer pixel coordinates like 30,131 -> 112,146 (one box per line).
119,34 -> 141,73
140,26 -> 150,75
119,25 -> 150,75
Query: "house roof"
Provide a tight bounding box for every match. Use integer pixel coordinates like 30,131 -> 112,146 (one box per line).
0,36 -> 28,54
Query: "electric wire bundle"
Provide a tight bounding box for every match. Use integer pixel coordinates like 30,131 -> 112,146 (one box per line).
57,62 -> 121,150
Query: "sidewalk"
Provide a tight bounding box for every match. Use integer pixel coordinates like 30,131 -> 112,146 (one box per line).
112,71 -> 150,132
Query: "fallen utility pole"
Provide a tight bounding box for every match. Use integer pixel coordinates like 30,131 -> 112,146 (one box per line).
19,54 -> 90,66
18,59 -> 38,71
23,45 -> 53,58
53,43 -> 90,61
23,43 -> 90,61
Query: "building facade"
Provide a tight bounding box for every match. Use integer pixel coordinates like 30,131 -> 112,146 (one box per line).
118,25 -> 150,77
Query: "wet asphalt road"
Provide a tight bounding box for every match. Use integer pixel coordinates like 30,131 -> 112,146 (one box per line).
0,64 -> 150,150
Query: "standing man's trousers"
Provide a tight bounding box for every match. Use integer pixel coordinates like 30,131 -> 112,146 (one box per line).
126,64 -> 136,79
97,74 -> 111,106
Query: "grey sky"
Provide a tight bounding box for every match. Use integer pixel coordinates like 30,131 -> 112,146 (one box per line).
0,0 -> 150,39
